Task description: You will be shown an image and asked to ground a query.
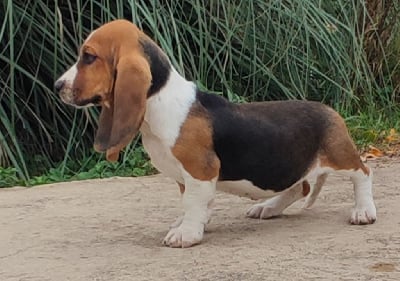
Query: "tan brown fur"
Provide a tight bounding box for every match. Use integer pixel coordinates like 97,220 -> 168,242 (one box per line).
96,53 -> 150,161
73,44 -> 114,105
302,181 -> 311,196
69,20 -> 154,161
73,21 -> 146,108
177,182 -> 185,194
172,107 -> 220,181
319,108 -> 369,175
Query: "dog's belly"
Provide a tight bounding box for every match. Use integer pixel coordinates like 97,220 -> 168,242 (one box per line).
216,180 -> 281,200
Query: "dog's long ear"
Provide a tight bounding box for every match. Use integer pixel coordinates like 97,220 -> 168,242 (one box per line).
94,53 -> 151,162
93,104 -> 113,153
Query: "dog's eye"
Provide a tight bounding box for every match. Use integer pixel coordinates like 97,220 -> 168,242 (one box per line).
82,52 -> 97,65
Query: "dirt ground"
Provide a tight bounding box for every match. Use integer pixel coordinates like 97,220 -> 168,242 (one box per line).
1,158 -> 399,281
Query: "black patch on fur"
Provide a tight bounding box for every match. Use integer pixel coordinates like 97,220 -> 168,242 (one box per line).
140,39 -> 171,97
76,94 -> 102,107
196,90 -> 331,192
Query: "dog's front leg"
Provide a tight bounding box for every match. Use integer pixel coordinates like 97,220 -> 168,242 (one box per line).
163,171 -> 216,248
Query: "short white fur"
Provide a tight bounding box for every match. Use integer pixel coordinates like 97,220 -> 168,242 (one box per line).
141,67 -> 197,180
163,170 -> 216,248
217,180 -> 278,200
58,63 -> 77,87
246,160 -> 376,224
247,183 -> 305,219
141,67 -> 218,247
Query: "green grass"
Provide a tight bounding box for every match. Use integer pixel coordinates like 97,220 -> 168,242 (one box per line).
1,110 -> 398,188
0,1 -> 399,187
0,144 -> 155,188
346,110 -> 400,149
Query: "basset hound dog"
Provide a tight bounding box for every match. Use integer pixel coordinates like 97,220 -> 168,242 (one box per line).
55,19 -> 376,248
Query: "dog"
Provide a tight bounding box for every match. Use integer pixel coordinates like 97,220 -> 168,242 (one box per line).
55,19 -> 376,248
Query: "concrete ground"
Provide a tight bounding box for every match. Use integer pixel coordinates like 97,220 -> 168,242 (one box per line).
1,158 -> 399,281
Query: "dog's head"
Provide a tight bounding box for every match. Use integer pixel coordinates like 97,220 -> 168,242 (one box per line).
55,20 -> 170,161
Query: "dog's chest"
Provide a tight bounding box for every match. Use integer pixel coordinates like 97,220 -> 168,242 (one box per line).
140,74 -> 197,183
140,123 -> 184,183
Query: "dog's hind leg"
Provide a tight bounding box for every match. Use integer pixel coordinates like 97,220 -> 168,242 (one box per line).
318,109 -> 376,224
348,165 -> 376,224
246,181 -> 310,219
303,173 -> 328,209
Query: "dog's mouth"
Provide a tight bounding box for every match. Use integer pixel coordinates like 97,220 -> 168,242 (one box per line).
60,89 -> 102,108
75,95 -> 102,107
59,88 -> 75,105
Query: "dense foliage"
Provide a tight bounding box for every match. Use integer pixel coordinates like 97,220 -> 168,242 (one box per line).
0,0 -> 399,185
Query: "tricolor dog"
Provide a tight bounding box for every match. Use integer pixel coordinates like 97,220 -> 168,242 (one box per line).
55,20 -> 376,248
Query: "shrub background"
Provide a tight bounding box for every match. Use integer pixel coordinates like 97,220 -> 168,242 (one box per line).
0,0 -> 399,184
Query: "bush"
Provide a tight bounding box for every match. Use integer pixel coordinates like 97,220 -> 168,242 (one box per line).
0,0 -> 399,184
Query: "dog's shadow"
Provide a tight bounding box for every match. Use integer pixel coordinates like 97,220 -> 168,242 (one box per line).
105,207 -> 347,248
202,207 -> 348,246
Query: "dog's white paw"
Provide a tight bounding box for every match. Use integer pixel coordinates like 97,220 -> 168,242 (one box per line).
163,223 -> 204,248
171,208 -> 213,229
169,216 -> 184,229
246,202 -> 282,219
350,204 -> 377,225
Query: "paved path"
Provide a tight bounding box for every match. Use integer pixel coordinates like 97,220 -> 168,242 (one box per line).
1,159 -> 399,280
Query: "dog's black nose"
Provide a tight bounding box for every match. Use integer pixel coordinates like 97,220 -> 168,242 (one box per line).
54,80 -> 65,93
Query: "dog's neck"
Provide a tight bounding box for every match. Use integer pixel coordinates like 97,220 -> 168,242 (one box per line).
141,66 -> 197,147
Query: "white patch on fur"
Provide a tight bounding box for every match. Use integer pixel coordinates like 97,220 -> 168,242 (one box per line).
246,159 -> 376,223
244,160 -> 327,219
348,169 -> 376,224
303,159 -> 334,183
74,103 -> 96,108
170,199 -> 214,229
163,170 -> 216,248
141,122 -> 184,182
217,180 -> 278,200
56,29 -> 95,89
141,67 -> 196,180
56,62 -> 78,106
303,173 -> 327,209
247,183 -> 304,219
304,161 -> 376,224
139,66 -> 215,247
57,63 -> 78,87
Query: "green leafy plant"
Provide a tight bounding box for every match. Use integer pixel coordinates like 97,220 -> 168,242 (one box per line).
1,0 -> 399,186
0,166 -> 22,187
0,144 -> 155,187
